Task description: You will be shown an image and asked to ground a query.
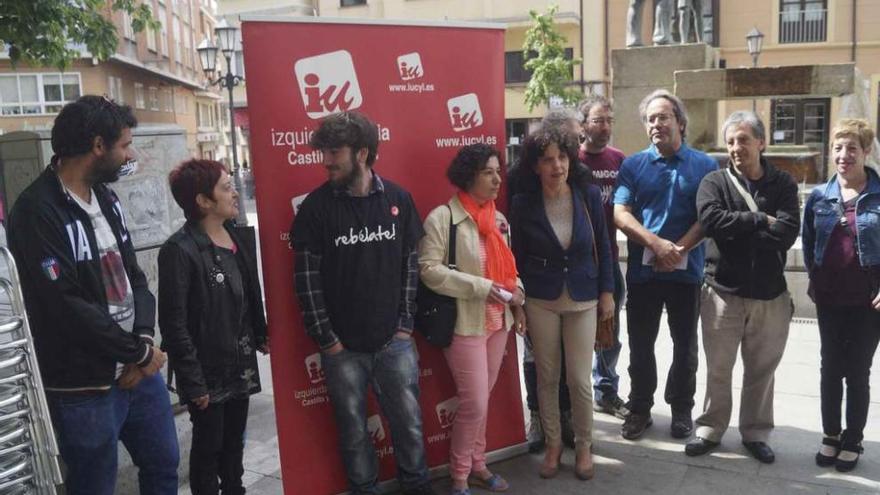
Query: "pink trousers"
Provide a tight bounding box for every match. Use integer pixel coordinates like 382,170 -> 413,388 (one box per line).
442,329 -> 509,481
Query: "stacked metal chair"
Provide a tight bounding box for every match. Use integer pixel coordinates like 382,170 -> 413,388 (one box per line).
0,247 -> 63,494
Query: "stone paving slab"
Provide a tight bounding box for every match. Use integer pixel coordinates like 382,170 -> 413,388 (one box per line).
173,318 -> 880,495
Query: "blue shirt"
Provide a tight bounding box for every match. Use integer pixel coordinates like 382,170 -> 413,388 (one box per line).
613,143 -> 718,284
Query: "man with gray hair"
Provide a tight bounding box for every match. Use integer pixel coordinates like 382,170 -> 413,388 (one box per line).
613,89 -> 717,440
688,111 -> 799,463
542,107 -> 583,140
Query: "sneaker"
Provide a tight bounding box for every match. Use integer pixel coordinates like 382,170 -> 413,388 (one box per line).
621,412 -> 653,440
594,395 -> 630,419
670,410 -> 693,439
527,410 -> 545,453
560,410 -> 575,449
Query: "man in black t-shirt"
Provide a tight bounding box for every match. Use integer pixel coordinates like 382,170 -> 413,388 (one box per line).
291,111 -> 433,495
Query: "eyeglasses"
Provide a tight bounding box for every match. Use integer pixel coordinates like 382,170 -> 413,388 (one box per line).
588,118 -> 614,125
648,113 -> 674,124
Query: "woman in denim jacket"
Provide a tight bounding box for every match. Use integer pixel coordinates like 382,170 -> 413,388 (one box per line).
802,119 -> 880,472
508,126 -> 614,480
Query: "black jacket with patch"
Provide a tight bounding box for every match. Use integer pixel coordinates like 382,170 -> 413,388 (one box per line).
8,165 -> 155,391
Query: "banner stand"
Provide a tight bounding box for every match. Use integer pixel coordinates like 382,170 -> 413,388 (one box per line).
371,443 -> 529,495
241,16 -> 525,494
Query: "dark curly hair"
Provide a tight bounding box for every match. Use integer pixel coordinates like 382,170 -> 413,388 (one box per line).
51,95 -> 137,159
446,143 -> 502,190
310,111 -> 379,166
508,125 -> 590,196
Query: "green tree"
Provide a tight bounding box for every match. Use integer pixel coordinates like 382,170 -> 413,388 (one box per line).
522,4 -> 582,112
0,0 -> 157,70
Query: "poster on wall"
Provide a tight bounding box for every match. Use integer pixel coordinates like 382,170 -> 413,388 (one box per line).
241,16 -> 525,495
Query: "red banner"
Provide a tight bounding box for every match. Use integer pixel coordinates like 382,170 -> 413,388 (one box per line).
241,18 -> 524,495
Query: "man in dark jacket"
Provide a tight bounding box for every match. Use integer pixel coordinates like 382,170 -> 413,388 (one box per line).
8,96 -> 178,494
689,111 -> 799,463
291,111 -> 434,495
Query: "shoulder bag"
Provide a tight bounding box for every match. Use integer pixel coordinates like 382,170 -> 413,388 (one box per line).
415,206 -> 458,348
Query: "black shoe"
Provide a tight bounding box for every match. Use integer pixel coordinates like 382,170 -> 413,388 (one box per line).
403,483 -> 437,495
685,437 -> 719,456
743,441 -> 775,464
670,411 -> 693,439
835,443 -> 863,472
621,412 -> 653,440
815,436 -> 840,467
527,410 -> 545,453
594,395 -> 630,419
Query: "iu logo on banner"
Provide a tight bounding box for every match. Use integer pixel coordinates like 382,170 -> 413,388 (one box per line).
304,352 -> 325,384
435,396 -> 460,429
294,50 -> 363,119
447,93 -> 483,132
396,52 -> 424,81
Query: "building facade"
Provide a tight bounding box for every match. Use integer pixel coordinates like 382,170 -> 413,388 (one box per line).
316,0 -> 879,173
0,0 -> 226,161
216,0 -> 318,176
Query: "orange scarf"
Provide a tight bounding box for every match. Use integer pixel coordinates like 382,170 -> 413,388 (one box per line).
457,191 -> 518,290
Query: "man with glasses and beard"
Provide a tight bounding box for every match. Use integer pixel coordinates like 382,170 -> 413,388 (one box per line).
578,95 -> 629,420
8,95 -> 178,494
290,111 -> 434,495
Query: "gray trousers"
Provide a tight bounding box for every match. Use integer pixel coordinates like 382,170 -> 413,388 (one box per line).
695,285 -> 792,443
627,0 -> 674,46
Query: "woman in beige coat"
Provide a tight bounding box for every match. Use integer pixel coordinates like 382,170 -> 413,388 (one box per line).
419,144 -> 525,495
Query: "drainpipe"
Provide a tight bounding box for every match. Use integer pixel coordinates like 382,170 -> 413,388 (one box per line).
603,0 -> 609,91
851,0 -> 857,62
580,0 -> 586,95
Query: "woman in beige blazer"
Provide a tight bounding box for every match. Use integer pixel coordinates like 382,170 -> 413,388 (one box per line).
419,144 -> 525,495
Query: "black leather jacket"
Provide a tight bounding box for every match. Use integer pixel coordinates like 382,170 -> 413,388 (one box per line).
157,221 -> 267,401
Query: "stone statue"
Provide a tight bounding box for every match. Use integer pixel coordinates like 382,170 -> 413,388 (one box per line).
678,0 -> 704,43
627,0 -> 674,47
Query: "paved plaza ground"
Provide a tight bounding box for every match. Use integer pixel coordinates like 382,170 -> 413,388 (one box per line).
110,205 -> 878,495
170,315 -> 880,495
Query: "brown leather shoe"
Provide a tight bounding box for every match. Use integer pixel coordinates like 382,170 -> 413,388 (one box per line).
575,449 -> 594,480
539,444 -> 563,479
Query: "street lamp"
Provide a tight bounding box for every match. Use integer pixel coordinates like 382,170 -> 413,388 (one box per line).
746,27 -> 764,112
197,19 -> 248,226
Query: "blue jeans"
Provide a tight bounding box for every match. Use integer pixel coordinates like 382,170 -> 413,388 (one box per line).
322,337 -> 429,494
593,262 -> 626,401
47,372 -> 180,495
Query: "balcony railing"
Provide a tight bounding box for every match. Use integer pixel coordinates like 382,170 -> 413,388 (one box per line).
779,7 -> 827,44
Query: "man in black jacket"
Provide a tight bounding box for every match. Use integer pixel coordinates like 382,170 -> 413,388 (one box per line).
688,111 -> 799,463
8,96 -> 178,494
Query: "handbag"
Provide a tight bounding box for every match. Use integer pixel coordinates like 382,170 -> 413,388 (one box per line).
581,194 -> 615,351
415,206 -> 458,348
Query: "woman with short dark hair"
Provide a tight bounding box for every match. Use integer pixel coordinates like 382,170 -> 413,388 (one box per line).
509,126 -> 614,481
159,159 -> 269,494
419,144 -> 525,495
